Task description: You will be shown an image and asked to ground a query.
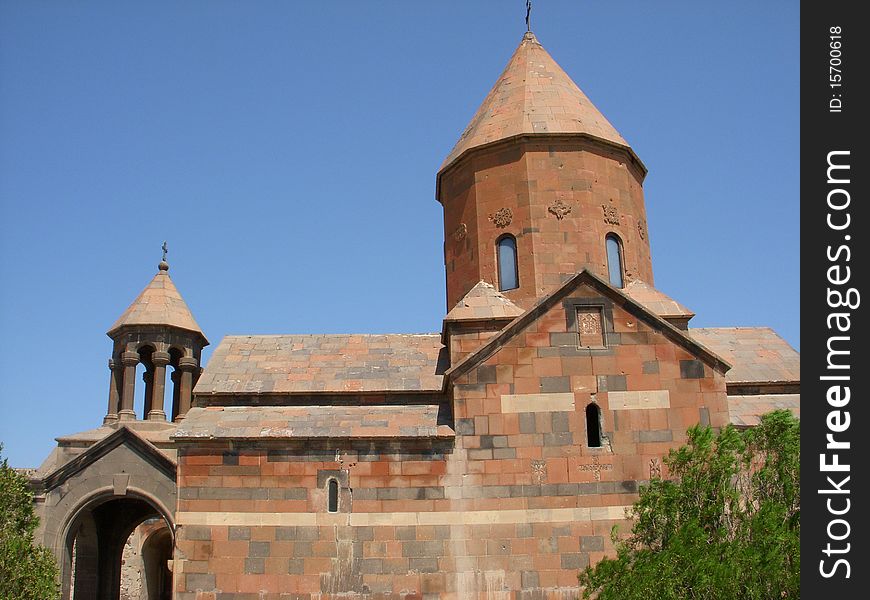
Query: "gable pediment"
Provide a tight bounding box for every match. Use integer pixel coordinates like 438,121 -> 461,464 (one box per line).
39,427 -> 176,493
445,270 -> 731,387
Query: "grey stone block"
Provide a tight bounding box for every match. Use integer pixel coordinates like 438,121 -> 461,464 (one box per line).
493,447 -> 517,459
410,557 -> 440,572
477,365 -> 497,383
521,571 -> 540,589
228,526 -> 250,540
455,418 -> 475,435
275,526 -> 296,541
185,573 -> 215,591
680,359 -> 705,379
183,525 -> 211,541
551,412 -> 570,433
606,375 -> 627,392
638,429 -> 673,443
561,553 -> 586,570
396,526 -> 416,541
296,527 -> 320,541
550,332 -> 579,347
287,558 -> 305,574
619,480 -> 639,493
244,557 -> 265,574
642,360 -> 660,374
543,432 -> 573,446
401,540 -> 443,558
580,536 -> 604,552
249,541 -> 270,557
540,376 -> 571,393
519,412 -> 537,433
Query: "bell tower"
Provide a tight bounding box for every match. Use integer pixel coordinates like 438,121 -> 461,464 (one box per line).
438,32 -> 653,311
103,253 -> 208,424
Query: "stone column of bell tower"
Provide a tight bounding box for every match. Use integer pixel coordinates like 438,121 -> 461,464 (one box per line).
437,32 -> 653,311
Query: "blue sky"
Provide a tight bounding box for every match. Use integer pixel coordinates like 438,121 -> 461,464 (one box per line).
0,1 -> 799,467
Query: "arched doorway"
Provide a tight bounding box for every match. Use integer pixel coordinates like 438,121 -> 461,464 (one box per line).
63,493 -> 174,600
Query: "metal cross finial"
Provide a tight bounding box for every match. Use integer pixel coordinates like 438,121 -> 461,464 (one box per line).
525,0 -> 532,32
161,241 -> 168,262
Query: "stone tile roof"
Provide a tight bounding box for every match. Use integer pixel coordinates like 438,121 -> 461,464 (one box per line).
440,31 -> 630,173
688,327 -> 800,384
728,394 -> 800,427
195,334 -> 447,395
444,281 -> 525,321
173,406 -> 453,440
622,280 -> 694,319
108,266 -> 206,340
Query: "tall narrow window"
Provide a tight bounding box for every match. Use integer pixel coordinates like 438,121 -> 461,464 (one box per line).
605,234 -> 624,288
327,479 -> 339,513
586,403 -> 602,447
497,235 -> 519,291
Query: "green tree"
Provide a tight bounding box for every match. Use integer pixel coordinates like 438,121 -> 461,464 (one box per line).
0,444 -> 59,600
579,410 -> 799,600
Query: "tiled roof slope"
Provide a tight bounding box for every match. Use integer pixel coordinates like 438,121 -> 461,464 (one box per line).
441,31 -> 630,173
445,281 -> 525,321
195,334 -> 447,395
174,406 -> 453,440
108,267 -> 206,339
622,280 -> 695,319
728,394 -> 800,428
689,327 -> 800,385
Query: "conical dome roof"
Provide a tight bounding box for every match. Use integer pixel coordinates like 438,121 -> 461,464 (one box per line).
107,263 -> 206,342
440,32 -> 632,173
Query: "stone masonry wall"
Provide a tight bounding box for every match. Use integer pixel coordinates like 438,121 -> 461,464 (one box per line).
173,283 -> 729,599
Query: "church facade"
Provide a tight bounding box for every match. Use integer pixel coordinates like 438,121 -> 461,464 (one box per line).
30,31 -> 800,600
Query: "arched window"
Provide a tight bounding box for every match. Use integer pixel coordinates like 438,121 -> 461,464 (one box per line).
497,235 -> 519,291
327,479 -> 339,513
605,234 -> 624,288
586,403 -> 602,448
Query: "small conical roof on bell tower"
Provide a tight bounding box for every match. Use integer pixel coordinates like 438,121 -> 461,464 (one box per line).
440,31 -> 635,174
107,260 -> 207,342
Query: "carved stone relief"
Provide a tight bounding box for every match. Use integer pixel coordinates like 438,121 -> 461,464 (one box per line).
489,207 -> 513,228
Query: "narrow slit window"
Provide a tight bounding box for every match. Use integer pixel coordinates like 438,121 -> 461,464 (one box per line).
605,234 -> 624,288
586,403 -> 602,448
497,235 -> 519,291
327,479 -> 339,513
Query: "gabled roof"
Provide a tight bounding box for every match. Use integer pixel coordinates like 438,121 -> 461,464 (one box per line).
622,280 -> 695,320
108,265 -> 206,341
37,426 -> 176,492
688,327 -> 800,385
194,334 -> 448,395
174,405 -> 454,441
444,269 -> 731,387
440,31 -> 636,174
444,281 -> 525,322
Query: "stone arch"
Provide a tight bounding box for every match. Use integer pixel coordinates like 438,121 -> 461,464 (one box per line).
59,487 -> 176,600
140,524 -> 173,600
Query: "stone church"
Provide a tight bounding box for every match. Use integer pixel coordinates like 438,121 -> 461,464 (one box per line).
29,31 -> 799,600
